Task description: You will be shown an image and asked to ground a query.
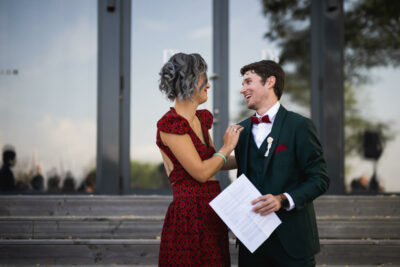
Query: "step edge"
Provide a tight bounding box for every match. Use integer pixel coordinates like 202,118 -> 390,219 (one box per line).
1,215 -> 399,221
1,239 -> 400,245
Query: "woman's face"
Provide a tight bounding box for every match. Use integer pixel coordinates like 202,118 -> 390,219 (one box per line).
194,74 -> 210,104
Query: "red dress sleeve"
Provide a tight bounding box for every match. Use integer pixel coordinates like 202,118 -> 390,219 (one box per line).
196,109 -> 213,130
157,111 -> 190,135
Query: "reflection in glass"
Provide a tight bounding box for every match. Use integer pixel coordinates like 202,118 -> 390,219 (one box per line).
230,0 -> 400,193
230,0 -> 310,126
0,0 -> 97,194
345,66 -> 400,193
343,0 -> 400,193
130,0 -> 212,191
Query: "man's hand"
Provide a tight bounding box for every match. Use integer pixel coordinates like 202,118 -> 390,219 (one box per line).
251,194 -> 281,216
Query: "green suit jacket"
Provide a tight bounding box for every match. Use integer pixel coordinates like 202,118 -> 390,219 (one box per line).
235,105 -> 329,259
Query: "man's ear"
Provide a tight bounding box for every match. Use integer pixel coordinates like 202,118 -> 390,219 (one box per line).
267,76 -> 276,88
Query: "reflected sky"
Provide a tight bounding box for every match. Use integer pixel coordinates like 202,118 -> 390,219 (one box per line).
0,0 -> 399,190
0,0 -> 97,181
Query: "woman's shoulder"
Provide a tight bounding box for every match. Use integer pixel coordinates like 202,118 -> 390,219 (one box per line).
157,108 -> 190,134
196,109 -> 213,130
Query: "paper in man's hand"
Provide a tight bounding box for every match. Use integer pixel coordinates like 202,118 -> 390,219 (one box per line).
209,174 -> 281,253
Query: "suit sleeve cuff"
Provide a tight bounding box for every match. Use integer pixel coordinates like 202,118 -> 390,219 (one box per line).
284,193 -> 295,211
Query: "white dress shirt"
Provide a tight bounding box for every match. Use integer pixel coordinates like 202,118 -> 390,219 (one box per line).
252,102 -> 280,148
251,102 -> 295,211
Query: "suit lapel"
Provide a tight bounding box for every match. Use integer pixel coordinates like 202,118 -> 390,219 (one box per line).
260,106 -> 288,177
238,118 -> 252,175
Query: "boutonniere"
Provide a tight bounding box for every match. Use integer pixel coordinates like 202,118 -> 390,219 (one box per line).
264,137 -> 274,157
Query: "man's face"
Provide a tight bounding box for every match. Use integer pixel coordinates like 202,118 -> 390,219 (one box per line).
240,71 -> 269,111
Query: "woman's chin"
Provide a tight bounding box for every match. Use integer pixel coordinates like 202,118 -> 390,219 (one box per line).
199,96 -> 208,104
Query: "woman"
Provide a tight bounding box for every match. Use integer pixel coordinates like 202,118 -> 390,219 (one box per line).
156,53 -> 242,266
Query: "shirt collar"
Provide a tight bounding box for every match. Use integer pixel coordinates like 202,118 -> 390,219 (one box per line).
256,101 -> 280,122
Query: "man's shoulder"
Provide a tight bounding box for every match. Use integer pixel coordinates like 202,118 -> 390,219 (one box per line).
284,109 -> 318,135
238,117 -> 251,127
284,110 -> 310,126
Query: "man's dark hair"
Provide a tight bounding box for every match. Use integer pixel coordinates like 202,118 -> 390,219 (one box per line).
240,60 -> 285,100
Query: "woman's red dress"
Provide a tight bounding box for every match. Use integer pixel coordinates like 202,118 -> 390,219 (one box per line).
156,108 -> 230,266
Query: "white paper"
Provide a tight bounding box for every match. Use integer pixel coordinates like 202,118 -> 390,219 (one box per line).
209,174 -> 281,253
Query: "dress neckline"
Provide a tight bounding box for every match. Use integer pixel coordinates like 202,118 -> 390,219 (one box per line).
170,107 -> 209,147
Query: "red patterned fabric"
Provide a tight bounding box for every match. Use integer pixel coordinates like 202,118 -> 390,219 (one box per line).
156,108 -> 230,266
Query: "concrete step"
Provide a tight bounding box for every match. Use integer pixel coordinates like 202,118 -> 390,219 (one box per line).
1,195 -> 399,217
0,216 -> 164,240
314,195 -> 400,217
1,216 -> 399,240
0,239 -> 399,265
0,266 -> 386,267
0,239 -> 161,266
1,195 -> 398,265
0,195 -> 171,217
316,216 -> 400,239
0,266 -> 387,267
317,239 -> 400,265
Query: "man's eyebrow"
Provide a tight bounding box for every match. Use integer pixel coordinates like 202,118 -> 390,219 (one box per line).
242,77 -> 251,84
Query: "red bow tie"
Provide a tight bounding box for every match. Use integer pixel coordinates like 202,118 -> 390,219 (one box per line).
251,115 -> 271,124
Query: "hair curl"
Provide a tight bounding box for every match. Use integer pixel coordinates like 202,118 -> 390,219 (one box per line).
159,53 -> 207,101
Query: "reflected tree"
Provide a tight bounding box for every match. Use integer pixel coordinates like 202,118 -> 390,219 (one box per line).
237,0 -> 398,158
130,161 -> 170,190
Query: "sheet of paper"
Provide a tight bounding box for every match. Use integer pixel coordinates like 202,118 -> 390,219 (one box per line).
209,174 -> 281,253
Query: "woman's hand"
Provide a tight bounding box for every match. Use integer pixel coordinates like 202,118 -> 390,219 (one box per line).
222,125 -> 244,152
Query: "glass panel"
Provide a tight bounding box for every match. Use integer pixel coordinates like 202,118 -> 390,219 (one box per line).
130,0 -> 212,191
229,0 -> 311,181
0,0 -> 97,194
345,67 -> 400,193
230,0 -> 310,126
343,1 -> 400,193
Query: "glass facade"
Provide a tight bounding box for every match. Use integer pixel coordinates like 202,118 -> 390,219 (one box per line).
1,0 -> 398,194
343,2 -> 400,193
229,0 -> 311,125
344,67 -> 400,193
0,0 -> 97,193
130,0 -> 212,191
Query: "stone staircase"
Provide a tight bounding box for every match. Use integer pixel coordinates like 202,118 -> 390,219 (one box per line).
0,195 -> 399,266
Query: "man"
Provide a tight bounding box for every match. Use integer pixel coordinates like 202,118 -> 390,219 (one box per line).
0,145 -> 17,192
234,60 -> 329,266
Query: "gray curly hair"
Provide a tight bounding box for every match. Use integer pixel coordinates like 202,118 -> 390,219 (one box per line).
159,53 -> 208,101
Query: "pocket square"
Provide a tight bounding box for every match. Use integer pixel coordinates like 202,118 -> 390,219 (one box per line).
275,143 -> 288,154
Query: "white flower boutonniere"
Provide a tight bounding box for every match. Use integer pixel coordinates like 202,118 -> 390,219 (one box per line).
264,137 -> 274,157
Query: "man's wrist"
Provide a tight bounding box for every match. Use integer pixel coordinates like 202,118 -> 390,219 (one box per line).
279,193 -> 290,210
